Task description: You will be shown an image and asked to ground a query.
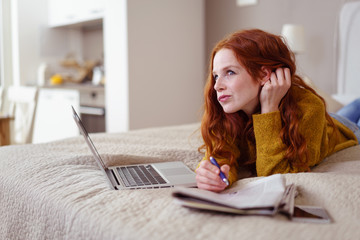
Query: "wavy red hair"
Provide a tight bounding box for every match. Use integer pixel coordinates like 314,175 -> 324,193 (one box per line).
199,29 -> 335,171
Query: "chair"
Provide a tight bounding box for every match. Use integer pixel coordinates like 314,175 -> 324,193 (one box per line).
3,86 -> 38,144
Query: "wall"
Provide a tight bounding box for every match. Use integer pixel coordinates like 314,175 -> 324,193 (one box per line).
127,0 -> 205,129
105,0 -> 205,132
83,27 -> 104,61
205,0 -> 346,94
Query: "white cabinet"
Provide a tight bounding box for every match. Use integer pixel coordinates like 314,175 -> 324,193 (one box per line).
32,86 -> 106,143
48,0 -> 104,28
32,88 -> 80,143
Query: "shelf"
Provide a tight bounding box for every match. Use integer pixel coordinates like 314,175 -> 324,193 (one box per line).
49,18 -> 103,29
48,0 -> 104,29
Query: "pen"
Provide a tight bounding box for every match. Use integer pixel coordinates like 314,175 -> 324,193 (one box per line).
209,156 -> 229,186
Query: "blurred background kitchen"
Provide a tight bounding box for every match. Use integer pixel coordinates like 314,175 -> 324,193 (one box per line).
0,0 -> 353,145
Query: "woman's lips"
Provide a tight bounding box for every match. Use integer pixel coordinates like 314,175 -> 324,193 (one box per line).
218,95 -> 231,102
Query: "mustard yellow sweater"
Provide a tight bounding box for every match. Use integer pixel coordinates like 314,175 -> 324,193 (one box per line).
199,86 -> 358,186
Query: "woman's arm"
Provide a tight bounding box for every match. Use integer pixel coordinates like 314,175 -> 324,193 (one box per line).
253,90 -> 326,176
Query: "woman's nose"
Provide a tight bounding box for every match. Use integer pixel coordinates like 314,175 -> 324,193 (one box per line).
214,78 -> 225,91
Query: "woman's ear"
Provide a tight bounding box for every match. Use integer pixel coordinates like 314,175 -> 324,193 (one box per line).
260,66 -> 271,86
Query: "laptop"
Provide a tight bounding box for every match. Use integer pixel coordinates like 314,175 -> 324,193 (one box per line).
72,106 -> 197,190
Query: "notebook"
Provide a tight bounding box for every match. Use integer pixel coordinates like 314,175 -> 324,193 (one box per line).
72,106 -> 197,190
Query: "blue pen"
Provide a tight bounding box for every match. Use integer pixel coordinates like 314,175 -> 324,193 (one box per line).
209,156 -> 229,186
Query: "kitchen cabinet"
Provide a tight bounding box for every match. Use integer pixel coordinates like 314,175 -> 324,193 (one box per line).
32,85 -> 105,143
32,88 -> 80,143
48,0 -> 104,28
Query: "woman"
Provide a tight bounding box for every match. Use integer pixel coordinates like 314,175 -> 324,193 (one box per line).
196,29 -> 359,192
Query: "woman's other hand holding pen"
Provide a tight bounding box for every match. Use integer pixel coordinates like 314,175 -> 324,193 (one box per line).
195,160 -> 230,192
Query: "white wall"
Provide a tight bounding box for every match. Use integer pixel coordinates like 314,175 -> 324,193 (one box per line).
205,0 -> 345,95
103,0 -> 129,132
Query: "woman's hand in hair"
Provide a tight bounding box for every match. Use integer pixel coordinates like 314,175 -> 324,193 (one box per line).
260,68 -> 291,114
195,160 -> 230,192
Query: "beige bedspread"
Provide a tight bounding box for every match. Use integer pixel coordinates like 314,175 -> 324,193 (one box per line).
1,123 -> 359,240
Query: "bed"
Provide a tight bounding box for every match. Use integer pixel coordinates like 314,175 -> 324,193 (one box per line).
0,122 -> 360,240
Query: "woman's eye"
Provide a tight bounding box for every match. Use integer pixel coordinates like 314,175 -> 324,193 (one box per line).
213,75 -> 218,81
227,70 -> 235,76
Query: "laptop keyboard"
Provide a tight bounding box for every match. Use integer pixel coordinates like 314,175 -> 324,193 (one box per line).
116,165 -> 167,187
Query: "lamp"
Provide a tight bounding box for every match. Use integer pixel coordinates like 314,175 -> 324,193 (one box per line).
281,24 -> 306,54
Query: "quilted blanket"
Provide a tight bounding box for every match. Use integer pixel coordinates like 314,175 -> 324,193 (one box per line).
1,123 -> 359,240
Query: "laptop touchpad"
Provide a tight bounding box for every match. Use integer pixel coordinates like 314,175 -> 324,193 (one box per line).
161,168 -> 192,176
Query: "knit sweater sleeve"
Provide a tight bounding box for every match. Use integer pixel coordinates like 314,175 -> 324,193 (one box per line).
253,95 -> 326,176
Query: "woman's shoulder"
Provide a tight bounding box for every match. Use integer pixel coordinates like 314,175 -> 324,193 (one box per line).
291,85 -> 325,111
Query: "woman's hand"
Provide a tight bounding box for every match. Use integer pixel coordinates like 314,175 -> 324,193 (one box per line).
260,68 -> 291,114
195,160 -> 230,192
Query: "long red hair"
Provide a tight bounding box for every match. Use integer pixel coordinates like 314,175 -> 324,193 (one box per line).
199,29 -> 334,171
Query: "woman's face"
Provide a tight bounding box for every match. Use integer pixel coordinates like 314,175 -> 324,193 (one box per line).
212,48 -> 262,116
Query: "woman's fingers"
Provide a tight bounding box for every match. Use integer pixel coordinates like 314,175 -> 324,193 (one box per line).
268,68 -> 291,90
260,67 -> 291,114
196,160 -> 228,192
198,160 -> 220,176
284,67 -> 291,87
220,164 -> 230,178
274,68 -> 291,87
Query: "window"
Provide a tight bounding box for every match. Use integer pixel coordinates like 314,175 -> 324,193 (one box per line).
0,0 -> 13,87
0,1 -> 3,86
